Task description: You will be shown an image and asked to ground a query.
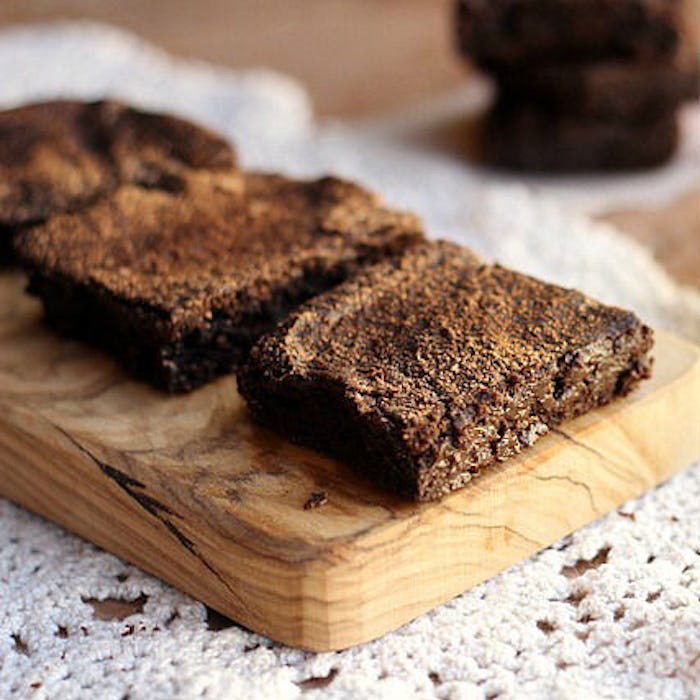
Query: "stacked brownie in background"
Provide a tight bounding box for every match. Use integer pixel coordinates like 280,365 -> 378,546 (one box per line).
3,98 -> 654,501
455,0 -> 699,171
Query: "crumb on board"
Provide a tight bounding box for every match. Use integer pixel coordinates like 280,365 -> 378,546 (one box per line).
303,491 -> 328,510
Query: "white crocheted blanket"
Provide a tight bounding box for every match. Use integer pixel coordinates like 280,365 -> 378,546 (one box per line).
1,22 -> 699,700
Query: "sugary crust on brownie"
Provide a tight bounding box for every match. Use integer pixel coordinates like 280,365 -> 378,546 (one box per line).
482,105 -> 679,172
14,172 -> 424,391
15,173 -> 423,339
0,101 -> 112,225
93,100 -> 235,179
0,99 -> 236,227
239,241 -> 654,500
455,0 -> 681,69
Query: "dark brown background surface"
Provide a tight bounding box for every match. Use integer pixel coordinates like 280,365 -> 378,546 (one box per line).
1,0 -> 697,287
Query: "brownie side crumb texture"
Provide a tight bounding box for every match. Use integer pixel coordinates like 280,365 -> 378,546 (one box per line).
14,173 -> 424,392
455,0 -> 681,70
482,102 -> 679,172
0,99 -> 236,258
238,241 -> 654,501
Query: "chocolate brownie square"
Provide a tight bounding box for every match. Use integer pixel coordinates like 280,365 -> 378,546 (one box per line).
14,173 -> 424,392
455,0 -> 681,70
238,241 -> 653,501
495,57 -> 698,122
0,99 -> 236,260
482,102 -> 679,171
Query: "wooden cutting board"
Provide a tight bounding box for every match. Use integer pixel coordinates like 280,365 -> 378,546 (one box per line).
1,270 -> 698,651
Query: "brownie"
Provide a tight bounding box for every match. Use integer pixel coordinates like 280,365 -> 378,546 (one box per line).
455,0 -> 681,70
90,100 -> 236,190
495,57 -> 698,122
14,173 -> 424,392
238,241 -> 654,501
0,99 -> 236,259
482,103 -> 679,172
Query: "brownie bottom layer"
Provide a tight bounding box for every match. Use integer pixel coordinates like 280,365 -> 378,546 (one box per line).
482,107 -> 678,172
239,324 -> 653,501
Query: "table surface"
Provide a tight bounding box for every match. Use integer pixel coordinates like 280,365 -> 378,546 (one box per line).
0,0 -> 697,288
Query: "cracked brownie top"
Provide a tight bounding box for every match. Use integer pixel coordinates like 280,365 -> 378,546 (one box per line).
0,99 -> 236,226
15,172 -> 424,338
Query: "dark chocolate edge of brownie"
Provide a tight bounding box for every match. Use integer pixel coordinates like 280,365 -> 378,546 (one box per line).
0,226 -> 17,265
238,286 -> 654,502
238,354 -> 422,499
21,233 -> 421,393
25,271 -> 185,390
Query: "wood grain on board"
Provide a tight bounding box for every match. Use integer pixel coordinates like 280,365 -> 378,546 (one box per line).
1,271 -> 698,650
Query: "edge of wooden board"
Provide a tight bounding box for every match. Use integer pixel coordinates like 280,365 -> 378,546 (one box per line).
1,331 -> 699,651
